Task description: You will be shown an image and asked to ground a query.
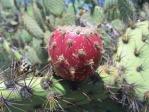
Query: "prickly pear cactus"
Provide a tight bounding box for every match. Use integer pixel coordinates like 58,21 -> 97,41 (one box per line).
97,20 -> 149,111
32,37 -> 48,64
21,29 -> 33,44
117,0 -> 135,21
1,0 -> 14,10
115,21 -> 149,98
66,99 -> 125,112
0,40 -> 11,69
1,0 -> 149,112
110,19 -> 125,31
104,0 -> 120,21
55,3 -> 76,26
43,0 -> 65,17
81,6 -> 105,25
32,1 -> 46,32
0,62 -> 120,112
23,45 -> 42,64
142,2 -> 149,19
21,13 -> 44,39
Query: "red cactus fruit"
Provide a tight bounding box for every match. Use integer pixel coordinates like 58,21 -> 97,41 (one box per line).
48,26 -> 103,81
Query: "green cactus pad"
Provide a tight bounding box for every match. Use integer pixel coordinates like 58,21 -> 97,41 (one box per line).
81,6 -> 105,25
0,72 -> 116,112
1,0 -> 14,10
0,42 -> 11,69
23,45 -> 42,64
96,20 -> 149,112
55,3 -> 76,26
104,0 -> 118,12
32,38 -> 48,63
113,21 -> 149,100
21,29 -> 33,43
32,2 -> 46,32
117,0 -> 135,21
43,0 -> 65,17
66,98 -> 125,112
22,13 -> 44,39
111,19 -> 125,31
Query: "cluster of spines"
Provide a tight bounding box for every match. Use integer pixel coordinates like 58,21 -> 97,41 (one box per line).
98,20 -> 149,111
0,58 -> 125,112
104,0 -> 120,21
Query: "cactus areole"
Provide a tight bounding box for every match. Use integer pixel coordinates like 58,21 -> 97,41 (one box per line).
48,26 -> 103,81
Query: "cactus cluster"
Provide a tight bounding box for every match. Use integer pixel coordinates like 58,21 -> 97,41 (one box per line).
1,0 -> 149,112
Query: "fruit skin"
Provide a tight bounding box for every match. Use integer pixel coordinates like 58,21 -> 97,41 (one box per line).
48,26 -> 103,81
